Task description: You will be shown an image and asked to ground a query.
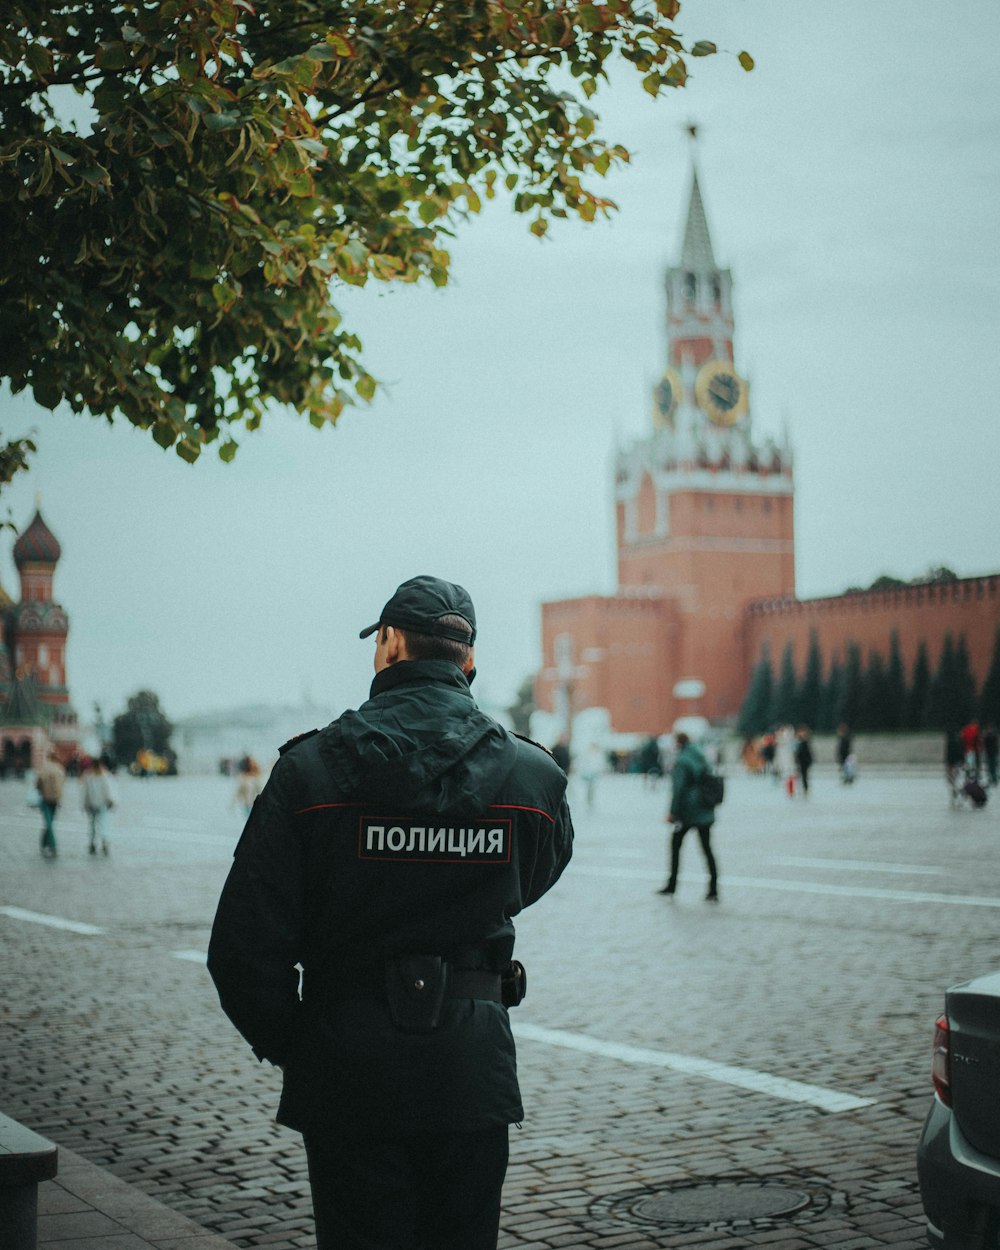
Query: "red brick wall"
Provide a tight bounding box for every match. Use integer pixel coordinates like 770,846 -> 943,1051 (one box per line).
745,577 -> 1000,689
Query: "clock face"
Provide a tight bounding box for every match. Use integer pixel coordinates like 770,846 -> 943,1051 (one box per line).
695,359 -> 748,426
653,367 -> 682,427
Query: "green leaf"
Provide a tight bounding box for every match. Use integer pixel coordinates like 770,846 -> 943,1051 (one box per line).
417,199 -> 440,224
176,438 -> 201,464
218,440 -> 238,463
690,41 -> 718,57
203,111 -> 242,132
325,32 -> 355,57
32,378 -> 63,410
355,373 -> 376,401
152,419 -> 177,449
738,50 -> 755,72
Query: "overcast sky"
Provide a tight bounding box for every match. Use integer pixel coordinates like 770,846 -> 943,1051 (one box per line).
2,0 -> 998,727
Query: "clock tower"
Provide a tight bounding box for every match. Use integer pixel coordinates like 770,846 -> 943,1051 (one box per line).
539,157 -> 796,732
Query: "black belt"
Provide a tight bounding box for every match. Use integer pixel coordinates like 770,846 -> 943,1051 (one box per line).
308,964 -> 503,1004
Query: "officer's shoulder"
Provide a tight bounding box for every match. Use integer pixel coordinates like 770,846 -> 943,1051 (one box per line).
510,732 -> 563,772
277,727 -> 320,757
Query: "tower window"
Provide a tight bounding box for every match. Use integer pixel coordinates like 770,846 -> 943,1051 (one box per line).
683,272 -> 696,302
712,278 -> 721,303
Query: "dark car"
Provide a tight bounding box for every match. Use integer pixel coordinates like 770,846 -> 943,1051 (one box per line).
917,972 -> 1000,1250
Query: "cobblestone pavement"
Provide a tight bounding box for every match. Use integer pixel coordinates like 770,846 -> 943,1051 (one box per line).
1,762 -> 996,1249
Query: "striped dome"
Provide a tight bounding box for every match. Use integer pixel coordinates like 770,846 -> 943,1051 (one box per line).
13,510 -> 61,567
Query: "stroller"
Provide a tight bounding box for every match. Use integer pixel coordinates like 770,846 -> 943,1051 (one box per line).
952,768 -> 988,809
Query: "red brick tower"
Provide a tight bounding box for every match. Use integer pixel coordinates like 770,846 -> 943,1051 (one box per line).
613,164 -> 795,723
539,162 -> 795,733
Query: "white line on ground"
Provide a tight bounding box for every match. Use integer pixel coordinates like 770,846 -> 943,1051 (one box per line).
155,946 -> 872,1113
571,865 -> 1000,907
0,906 -> 104,935
772,857 -> 946,876
171,949 -> 208,964
513,1022 -> 875,1113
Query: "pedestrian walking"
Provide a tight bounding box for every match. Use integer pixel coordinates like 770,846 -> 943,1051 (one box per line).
960,720 -> 982,781
984,724 -> 999,789
35,747 -> 66,858
945,728 -> 965,805
794,726 -> 814,796
81,755 -> 116,855
836,723 -> 854,784
231,756 -> 262,817
658,731 -> 719,901
578,740 -> 605,809
207,575 -> 574,1250
775,724 -> 796,796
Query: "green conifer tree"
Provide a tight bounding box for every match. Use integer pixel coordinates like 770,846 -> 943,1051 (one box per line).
905,640 -> 931,730
925,633 -> 957,730
884,631 -> 906,731
797,630 -> 824,730
858,649 -> 888,731
954,635 -> 977,725
769,641 -> 798,726
738,647 -> 774,737
979,627 -> 1000,724
818,654 -> 842,734
836,642 -> 864,730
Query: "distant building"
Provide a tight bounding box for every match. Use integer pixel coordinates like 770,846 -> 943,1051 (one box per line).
0,508 -> 78,770
537,163 -> 999,736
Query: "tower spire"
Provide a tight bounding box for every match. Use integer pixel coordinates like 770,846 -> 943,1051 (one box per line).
680,166 -> 717,272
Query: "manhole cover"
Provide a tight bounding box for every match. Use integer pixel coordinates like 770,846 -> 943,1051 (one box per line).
630,1182 -> 811,1225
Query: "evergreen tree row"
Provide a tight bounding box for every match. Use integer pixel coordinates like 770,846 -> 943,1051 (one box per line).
738,626 -> 1000,737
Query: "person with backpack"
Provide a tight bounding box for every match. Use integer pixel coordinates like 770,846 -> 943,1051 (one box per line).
657,732 -> 720,902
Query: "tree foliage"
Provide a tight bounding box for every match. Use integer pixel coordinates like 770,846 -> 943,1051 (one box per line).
737,645 -> 772,737
1,0 -> 746,480
980,627 -> 1000,726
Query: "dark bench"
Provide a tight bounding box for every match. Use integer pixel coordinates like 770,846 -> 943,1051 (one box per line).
0,1112 -> 58,1250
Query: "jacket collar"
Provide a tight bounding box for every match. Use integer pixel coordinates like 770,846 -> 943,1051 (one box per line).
369,659 -> 473,701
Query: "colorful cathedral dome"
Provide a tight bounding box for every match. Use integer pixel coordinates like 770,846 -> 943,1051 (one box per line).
13,509 -> 62,567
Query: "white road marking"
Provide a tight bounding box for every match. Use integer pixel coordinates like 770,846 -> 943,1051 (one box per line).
140,816 -> 216,831
772,857 -> 946,876
172,949 -> 208,964
163,947 -> 871,1113
0,906 -> 104,935
728,875 -> 1000,908
571,865 -> 1000,907
513,1022 -> 875,1113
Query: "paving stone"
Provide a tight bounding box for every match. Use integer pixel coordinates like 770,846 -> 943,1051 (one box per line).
1,770 -> 987,1249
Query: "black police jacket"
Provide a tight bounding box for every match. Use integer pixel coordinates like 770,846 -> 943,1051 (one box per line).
207,659 -> 574,1134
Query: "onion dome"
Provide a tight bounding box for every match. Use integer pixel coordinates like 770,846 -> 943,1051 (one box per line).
13,509 -> 61,568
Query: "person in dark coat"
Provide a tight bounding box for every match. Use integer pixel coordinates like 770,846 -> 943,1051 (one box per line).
657,732 -> 719,901
207,575 -> 573,1250
794,726 -> 814,795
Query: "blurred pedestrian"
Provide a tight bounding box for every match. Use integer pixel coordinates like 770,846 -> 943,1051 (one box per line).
658,732 -> 719,901
550,738 -> 571,774
577,740 -> 605,809
760,731 -> 776,775
82,755 -> 116,855
232,756 -> 262,817
794,726 -> 814,796
775,724 -> 795,796
984,724 -> 999,789
36,747 -> 66,858
945,729 -> 965,805
638,735 -> 663,787
836,723 -> 854,784
960,720 -> 982,781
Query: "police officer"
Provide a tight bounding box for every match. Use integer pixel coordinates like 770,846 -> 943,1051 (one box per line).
208,575 -> 574,1250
